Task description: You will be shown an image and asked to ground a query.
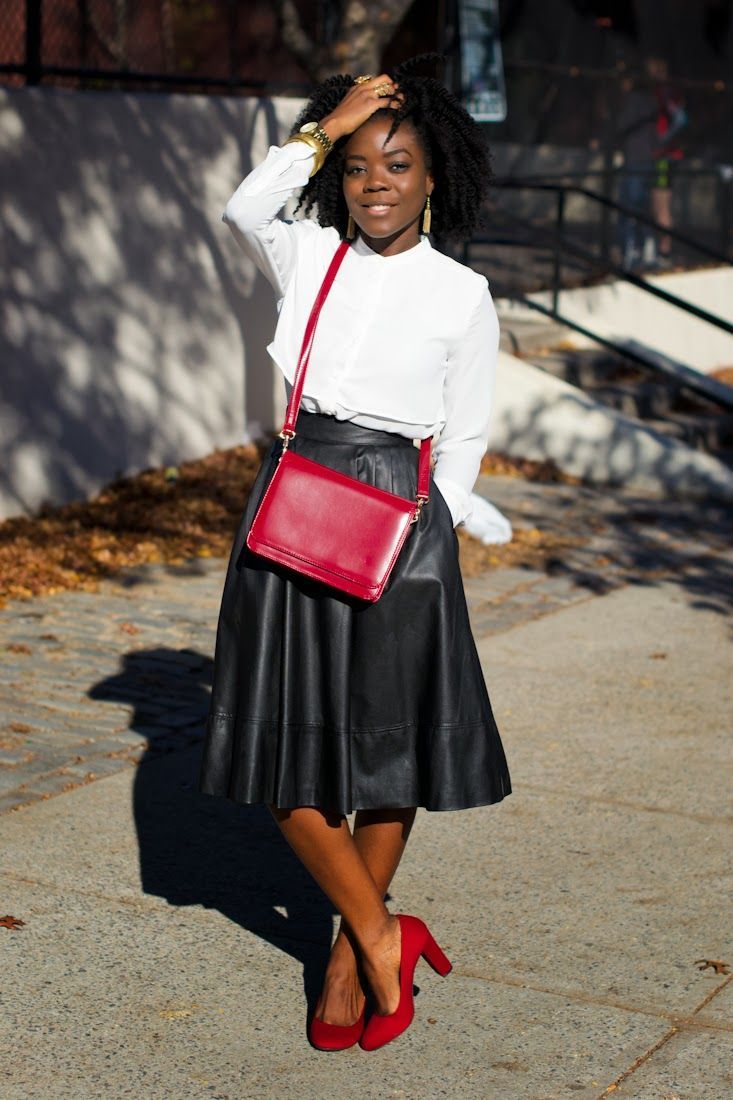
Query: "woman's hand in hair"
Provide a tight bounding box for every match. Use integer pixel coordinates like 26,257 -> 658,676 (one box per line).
320,74 -> 404,143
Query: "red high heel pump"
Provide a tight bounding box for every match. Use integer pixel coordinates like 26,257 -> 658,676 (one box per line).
359,913 -> 452,1051
308,995 -> 366,1051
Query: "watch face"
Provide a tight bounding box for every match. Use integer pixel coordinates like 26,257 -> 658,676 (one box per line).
300,122 -> 318,134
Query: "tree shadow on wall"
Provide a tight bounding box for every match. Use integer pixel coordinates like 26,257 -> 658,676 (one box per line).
1,89 -> 293,516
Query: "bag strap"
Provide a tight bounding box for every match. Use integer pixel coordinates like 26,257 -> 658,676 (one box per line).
279,239 -> 431,504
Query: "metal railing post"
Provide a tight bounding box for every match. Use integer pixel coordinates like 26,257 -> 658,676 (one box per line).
719,170 -> 732,260
552,188 -> 565,314
25,0 -> 42,85
79,0 -> 89,69
227,0 -> 238,87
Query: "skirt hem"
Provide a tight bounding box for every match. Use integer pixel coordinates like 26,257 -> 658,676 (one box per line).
198,782 -> 512,816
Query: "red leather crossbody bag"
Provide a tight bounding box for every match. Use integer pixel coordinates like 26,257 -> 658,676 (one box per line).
246,238 -> 431,602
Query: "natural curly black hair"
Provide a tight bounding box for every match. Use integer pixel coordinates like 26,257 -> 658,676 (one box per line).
290,54 -> 492,243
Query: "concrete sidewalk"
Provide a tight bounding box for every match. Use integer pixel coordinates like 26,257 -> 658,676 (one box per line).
1,482 -> 732,1099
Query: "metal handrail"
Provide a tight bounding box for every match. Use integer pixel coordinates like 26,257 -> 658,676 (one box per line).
470,206 -> 733,334
512,296 -> 733,413
0,62 -> 310,93
465,179 -> 733,411
494,167 -> 732,180
491,179 -> 731,266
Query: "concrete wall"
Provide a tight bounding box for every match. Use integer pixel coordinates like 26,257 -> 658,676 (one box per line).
490,350 -> 733,501
529,267 -> 733,374
1,86 -> 303,520
2,86 -> 730,521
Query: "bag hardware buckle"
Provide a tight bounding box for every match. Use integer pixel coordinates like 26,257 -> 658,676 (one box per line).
279,428 -> 296,453
411,495 -> 429,524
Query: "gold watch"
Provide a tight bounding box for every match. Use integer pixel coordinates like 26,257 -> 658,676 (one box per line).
284,120 -> 334,177
297,121 -> 334,155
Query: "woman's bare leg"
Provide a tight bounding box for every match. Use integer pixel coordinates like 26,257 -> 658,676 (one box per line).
317,807 -> 418,1024
268,804 -> 406,1021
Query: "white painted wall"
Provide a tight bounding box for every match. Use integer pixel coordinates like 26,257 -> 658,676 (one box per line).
0,86 -> 303,520
2,86 -> 730,521
528,268 -> 733,374
489,350 -> 733,500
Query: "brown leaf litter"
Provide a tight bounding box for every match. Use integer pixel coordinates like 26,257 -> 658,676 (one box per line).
0,443 -> 585,607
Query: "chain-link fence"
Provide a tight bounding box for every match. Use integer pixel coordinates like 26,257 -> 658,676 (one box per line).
0,1 -> 25,85
0,0 -> 313,93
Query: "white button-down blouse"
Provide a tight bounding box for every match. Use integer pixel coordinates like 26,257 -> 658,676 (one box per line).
222,140 -> 500,527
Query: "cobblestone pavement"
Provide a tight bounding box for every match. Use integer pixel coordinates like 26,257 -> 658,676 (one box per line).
1,474 -> 730,816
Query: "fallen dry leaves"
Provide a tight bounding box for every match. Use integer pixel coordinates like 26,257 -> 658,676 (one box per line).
0,915 -> 25,930
695,958 -> 730,975
709,366 -> 733,388
0,442 -> 584,604
157,1005 -> 199,1020
457,522 -> 584,578
0,444 -> 263,608
480,450 -> 581,485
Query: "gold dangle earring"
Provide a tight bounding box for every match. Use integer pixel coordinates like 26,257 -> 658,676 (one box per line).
422,194 -> 432,235
346,213 -> 356,240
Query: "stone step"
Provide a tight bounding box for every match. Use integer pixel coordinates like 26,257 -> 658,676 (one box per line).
497,318 -> 574,358
528,347 -> 733,457
579,381 -> 678,419
532,348 -> 638,388
642,412 -> 733,452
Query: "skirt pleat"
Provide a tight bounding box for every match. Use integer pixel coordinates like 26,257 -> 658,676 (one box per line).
198,410 -> 511,815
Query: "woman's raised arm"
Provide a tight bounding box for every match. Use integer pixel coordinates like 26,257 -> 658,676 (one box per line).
221,141 -> 317,297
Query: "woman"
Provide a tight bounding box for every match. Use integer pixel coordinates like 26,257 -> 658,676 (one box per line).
199,57 -> 511,1052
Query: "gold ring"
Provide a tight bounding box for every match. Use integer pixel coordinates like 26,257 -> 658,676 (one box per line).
354,75 -> 373,85
375,83 -> 394,97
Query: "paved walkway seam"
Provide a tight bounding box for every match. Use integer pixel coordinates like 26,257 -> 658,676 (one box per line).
516,782 -> 731,825
458,965 -> 733,1031
595,973 -> 733,1097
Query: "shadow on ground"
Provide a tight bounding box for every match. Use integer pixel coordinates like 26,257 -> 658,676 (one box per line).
89,647 -> 375,1024
478,475 -> 733,620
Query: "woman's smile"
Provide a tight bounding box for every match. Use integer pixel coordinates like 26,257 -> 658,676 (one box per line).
361,202 -> 396,215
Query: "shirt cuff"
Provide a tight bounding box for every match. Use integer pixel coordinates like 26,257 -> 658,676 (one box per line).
275,138 -> 318,170
433,476 -> 472,528
221,142 -> 315,224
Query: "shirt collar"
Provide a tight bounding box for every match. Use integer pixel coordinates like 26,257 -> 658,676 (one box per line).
350,234 -> 432,265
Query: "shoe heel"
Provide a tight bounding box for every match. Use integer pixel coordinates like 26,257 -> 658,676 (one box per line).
422,929 -> 452,976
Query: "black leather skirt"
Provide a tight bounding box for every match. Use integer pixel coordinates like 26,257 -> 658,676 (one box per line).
198,410 -> 511,815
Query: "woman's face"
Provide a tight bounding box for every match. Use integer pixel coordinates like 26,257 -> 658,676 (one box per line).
342,115 -> 434,256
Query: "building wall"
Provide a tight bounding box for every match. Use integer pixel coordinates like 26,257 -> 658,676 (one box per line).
0,86 -> 302,519
1,84 -> 726,521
